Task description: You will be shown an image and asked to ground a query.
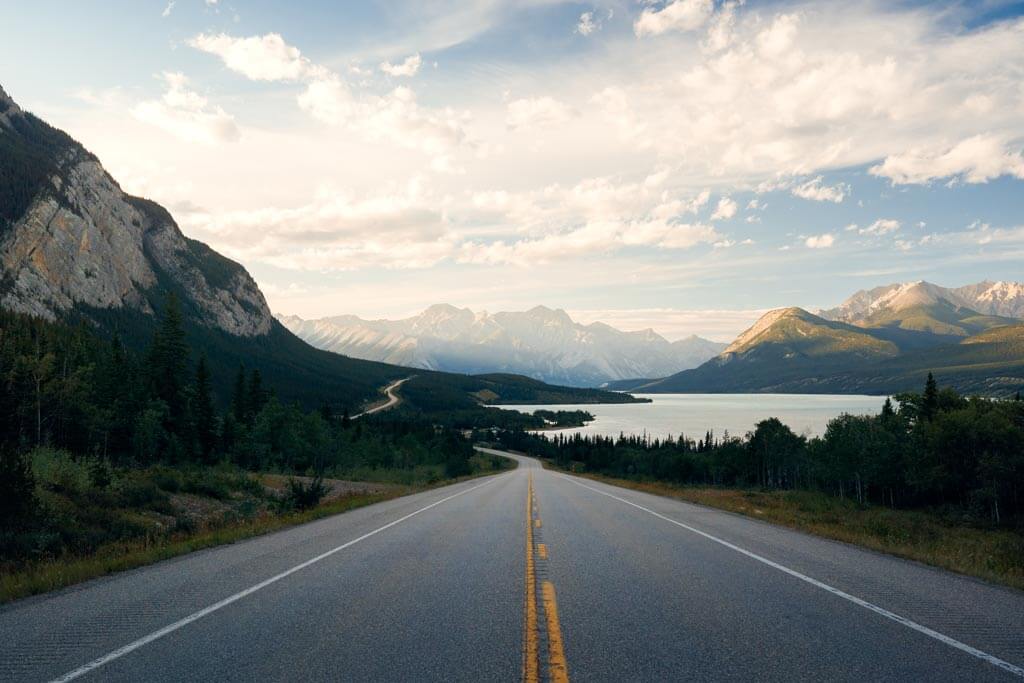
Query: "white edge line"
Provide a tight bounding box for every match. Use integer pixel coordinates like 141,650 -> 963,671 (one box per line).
50,476 -> 500,683
559,474 -> 1024,679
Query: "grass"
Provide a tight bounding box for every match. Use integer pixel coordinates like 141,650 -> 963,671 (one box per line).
0,452 -> 516,605
550,465 -> 1024,591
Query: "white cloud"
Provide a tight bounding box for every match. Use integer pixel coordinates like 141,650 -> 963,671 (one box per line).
710,196 -> 737,221
576,12 -> 599,36
860,218 -> 901,235
161,1 -> 175,18
596,8 -> 1024,184
703,0 -> 739,52
869,134 -> 1024,185
459,220 -> 719,267
190,33 -> 469,167
298,82 -> 468,162
635,0 -> 714,37
184,181 -> 455,271
569,307 -> 769,342
804,233 -> 835,249
790,176 -> 848,203
131,72 -> 239,144
506,96 -> 575,129
380,53 -> 422,77
188,33 -> 323,81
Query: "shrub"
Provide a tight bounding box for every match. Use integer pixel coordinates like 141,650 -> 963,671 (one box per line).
0,449 -> 36,530
283,477 -> 328,511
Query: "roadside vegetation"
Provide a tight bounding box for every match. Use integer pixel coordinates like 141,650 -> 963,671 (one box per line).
496,375 -> 1024,589
0,298 -> 515,603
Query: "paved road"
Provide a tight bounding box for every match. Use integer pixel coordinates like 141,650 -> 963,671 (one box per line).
2,451 -> 1023,682
353,377 -> 411,418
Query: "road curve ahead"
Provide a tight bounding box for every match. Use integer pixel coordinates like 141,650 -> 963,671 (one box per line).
2,451 -> 1024,682
353,376 -> 412,418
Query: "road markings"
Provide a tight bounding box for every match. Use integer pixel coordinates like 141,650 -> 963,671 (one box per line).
50,477 -> 500,683
524,473 -> 539,683
542,581 -> 569,683
523,469 -> 570,682
561,475 -> 1024,679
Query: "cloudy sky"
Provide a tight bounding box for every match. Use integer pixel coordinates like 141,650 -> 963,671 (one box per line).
4,0 -> 1024,341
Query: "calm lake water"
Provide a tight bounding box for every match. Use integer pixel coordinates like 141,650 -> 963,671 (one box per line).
498,394 -> 888,440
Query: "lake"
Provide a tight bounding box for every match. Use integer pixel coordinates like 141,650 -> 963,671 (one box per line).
498,393 -> 889,440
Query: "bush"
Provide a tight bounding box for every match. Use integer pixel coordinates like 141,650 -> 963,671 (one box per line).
30,448 -> 90,495
118,475 -> 169,509
0,449 -> 36,530
283,477 -> 328,511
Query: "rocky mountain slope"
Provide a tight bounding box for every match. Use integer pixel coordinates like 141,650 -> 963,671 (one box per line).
820,280 -> 1024,325
278,304 -> 726,387
619,285 -> 1024,396
0,85 -> 272,336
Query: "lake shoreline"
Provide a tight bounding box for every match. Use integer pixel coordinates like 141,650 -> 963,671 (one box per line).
497,393 -> 889,441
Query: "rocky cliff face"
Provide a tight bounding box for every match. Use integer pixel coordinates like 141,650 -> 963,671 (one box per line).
0,85 -> 271,336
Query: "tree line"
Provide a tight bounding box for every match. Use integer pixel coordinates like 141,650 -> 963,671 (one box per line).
0,297 -> 475,496
495,375 -> 1024,524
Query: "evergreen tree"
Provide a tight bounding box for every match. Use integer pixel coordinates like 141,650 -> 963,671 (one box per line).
922,372 -> 939,422
248,368 -> 266,418
193,355 -> 218,463
146,293 -> 189,431
881,397 -> 895,419
231,364 -> 247,423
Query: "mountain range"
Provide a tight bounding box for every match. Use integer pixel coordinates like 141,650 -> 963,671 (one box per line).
0,84 -> 637,410
611,281 -> 1024,396
279,305 -> 726,387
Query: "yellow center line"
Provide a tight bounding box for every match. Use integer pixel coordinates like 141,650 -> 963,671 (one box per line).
542,581 -> 569,683
524,473 -> 539,683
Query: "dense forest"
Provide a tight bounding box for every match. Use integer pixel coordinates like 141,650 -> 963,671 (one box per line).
495,375 -> 1024,525
0,298 -> 502,561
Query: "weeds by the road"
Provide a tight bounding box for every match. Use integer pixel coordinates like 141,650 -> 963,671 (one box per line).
552,466 -> 1024,591
0,450 -> 514,604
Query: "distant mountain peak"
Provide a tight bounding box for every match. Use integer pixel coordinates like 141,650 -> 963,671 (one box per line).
821,279 -> 1024,324
280,306 -> 726,387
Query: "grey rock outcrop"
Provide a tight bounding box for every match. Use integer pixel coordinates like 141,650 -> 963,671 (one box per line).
0,86 -> 272,337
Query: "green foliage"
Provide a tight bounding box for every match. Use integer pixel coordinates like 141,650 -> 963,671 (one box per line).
282,477 -> 328,511
498,377 -> 1024,526
0,448 -> 35,528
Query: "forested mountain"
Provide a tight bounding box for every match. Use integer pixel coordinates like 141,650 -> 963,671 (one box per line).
279,305 -> 725,387
0,84 -> 636,411
618,292 -> 1024,396
820,280 -> 1024,325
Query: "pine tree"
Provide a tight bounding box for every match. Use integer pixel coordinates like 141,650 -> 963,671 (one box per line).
231,364 -> 247,423
248,368 -> 266,419
922,372 -> 939,421
881,397 -> 895,419
193,355 -> 217,463
147,293 -> 189,432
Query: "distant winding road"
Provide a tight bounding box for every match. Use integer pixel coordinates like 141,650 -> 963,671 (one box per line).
353,376 -> 412,418
2,451 -> 1024,681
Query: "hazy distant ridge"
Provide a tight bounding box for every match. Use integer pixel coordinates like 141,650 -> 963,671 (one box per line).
279,304 -> 726,387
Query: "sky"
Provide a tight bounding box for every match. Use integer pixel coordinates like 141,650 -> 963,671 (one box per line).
3,0 -> 1024,341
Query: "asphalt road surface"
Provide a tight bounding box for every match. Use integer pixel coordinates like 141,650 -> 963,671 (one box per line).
352,377 -> 411,418
2,451 -> 1023,682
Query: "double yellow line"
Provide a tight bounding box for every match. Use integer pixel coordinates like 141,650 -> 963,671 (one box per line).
524,472 -> 569,683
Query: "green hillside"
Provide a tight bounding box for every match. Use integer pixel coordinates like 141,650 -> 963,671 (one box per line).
634,308 -> 1024,397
